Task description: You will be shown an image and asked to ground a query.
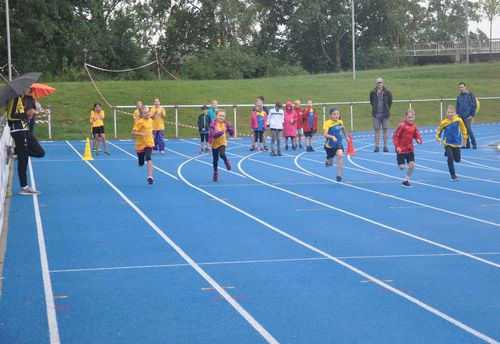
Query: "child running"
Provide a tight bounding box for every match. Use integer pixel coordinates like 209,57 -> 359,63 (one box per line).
392,108 -> 422,187
132,100 -> 143,123
89,103 -> 110,155
323,108 -> 349,182
197,105 -> 211,153
132,105 -> 155,185
209,109 -> 234,182
436,105 -> 468,181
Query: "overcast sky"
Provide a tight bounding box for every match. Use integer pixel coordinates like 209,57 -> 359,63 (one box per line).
470,17 -> 500,38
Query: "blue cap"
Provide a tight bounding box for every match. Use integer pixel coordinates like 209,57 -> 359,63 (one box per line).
329,108 -> 339,114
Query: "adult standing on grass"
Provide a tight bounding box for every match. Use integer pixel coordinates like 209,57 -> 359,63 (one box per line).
369,78 -> 393,152
456,82 -> 477,149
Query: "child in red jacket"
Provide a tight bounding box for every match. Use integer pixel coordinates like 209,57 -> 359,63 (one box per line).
392,108 -> 422,187
302,100 -> 318,152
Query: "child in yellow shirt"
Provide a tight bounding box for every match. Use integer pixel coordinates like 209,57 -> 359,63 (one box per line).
132,105 -> 155,184
132,100 -> 143,123
150,98 -> 166,154
89,103 -> 110,155
209,109 -> 234,182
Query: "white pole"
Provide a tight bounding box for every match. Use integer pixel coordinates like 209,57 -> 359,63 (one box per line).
5,0 -> 12,81
175,106 -> 179,138
113,107 -> 117,138
233,105 -> 237,136
47,105 -> 52,140
351,0 -> 356,80
465,0 -> 469,63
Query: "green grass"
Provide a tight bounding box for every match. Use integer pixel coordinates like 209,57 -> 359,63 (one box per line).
27,61 -> 500,140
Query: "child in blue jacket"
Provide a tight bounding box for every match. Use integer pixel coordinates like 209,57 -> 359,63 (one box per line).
436,105 -> 468,181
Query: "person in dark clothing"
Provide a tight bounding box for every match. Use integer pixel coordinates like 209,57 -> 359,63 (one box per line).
456,82 -> 477,149
21,86 -> 37,134
369,78 -> 393,152
6,89 -> 43,195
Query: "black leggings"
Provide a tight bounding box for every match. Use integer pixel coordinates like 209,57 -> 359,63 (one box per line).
445,145 -> 461,176
254,131 -> 264,143
212,145 -> 228,172
10,130 -> 29,188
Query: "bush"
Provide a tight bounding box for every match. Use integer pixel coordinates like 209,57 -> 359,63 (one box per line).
181,47 -> 308,80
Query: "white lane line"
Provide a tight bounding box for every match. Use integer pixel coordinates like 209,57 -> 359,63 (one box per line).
65,141 -> 278,344
107,141 -> 178,180
28,160 -> 61,344
294,155 -> 500,227
348,156 -> 500,201
350,155 -> 500,185
179,151 -> 499,342
241,153 -> 500,268
164,147 -> 247,178
50,251 -> 500,274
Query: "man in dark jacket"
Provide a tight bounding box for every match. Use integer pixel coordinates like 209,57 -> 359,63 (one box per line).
369,78 -> 393,152
456,82 -> 477,149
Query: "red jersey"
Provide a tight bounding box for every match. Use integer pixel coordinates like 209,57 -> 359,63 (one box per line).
302,107 -> 318,132
392,120 -> 422,154
294,107 -> 303,129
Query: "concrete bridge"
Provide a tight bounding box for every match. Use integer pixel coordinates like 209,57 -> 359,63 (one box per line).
408,39 -> 500,57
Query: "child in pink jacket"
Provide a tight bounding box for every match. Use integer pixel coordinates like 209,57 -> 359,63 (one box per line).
283,101 -> 298,150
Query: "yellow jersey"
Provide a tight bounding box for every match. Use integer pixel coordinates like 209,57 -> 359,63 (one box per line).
212,121 -> 228,149
90,110 -> 105,127
133,117 -> 154,150
150,106 -> 165,130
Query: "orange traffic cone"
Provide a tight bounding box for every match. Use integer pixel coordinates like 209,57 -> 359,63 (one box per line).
347,134 -> 355,156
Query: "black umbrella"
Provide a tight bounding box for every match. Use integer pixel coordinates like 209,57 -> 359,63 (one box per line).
0,72 -> 41,107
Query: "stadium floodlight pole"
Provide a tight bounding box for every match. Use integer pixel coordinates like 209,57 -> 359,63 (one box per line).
465,0 -> 469,63
351,0 -> 356,80
5,0 -> 12,81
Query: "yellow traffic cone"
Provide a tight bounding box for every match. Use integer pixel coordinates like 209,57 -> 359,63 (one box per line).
82,137 -> 94,161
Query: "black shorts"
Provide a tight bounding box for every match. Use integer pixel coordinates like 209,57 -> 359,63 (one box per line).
200,133 -> 209,142
137,147 -> 153,166
397,152 -> 415,165
324,145 -> 344,159
304,131 -> 313,138
92,126 -> 105,136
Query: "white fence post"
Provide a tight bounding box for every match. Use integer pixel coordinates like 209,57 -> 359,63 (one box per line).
233,105 -> 237,136
350,103 -> 354,132
113,107 -> 117,139
47,105 -> 52,140
175,106 -> 179,138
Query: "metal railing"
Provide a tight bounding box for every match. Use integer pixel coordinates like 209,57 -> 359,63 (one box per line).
112,96 -> 500,138
408,39 -> 500,56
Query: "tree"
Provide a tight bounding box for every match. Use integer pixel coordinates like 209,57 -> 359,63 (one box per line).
480,0 -> 500,53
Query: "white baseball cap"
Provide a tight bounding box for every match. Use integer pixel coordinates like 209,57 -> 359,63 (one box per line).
376,78 -> 384,84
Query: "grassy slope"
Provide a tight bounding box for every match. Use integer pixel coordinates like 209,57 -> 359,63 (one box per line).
31,61 -> 500,140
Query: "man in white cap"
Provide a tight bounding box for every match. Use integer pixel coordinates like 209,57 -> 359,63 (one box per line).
369,77 -> 393,152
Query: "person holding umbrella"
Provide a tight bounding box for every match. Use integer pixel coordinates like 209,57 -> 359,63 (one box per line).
1,73 -> 43,195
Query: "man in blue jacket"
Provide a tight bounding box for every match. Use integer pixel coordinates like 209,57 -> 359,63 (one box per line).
456,82 -> 477,149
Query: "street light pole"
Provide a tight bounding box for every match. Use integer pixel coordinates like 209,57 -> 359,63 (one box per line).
465,0 -> 469,63
5,0 -> 12,80
351,0 -> 356,80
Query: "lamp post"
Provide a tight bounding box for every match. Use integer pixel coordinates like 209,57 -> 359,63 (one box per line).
5,0 -> 12,80
351,0 -> 356,80
465,0 -> 470,63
